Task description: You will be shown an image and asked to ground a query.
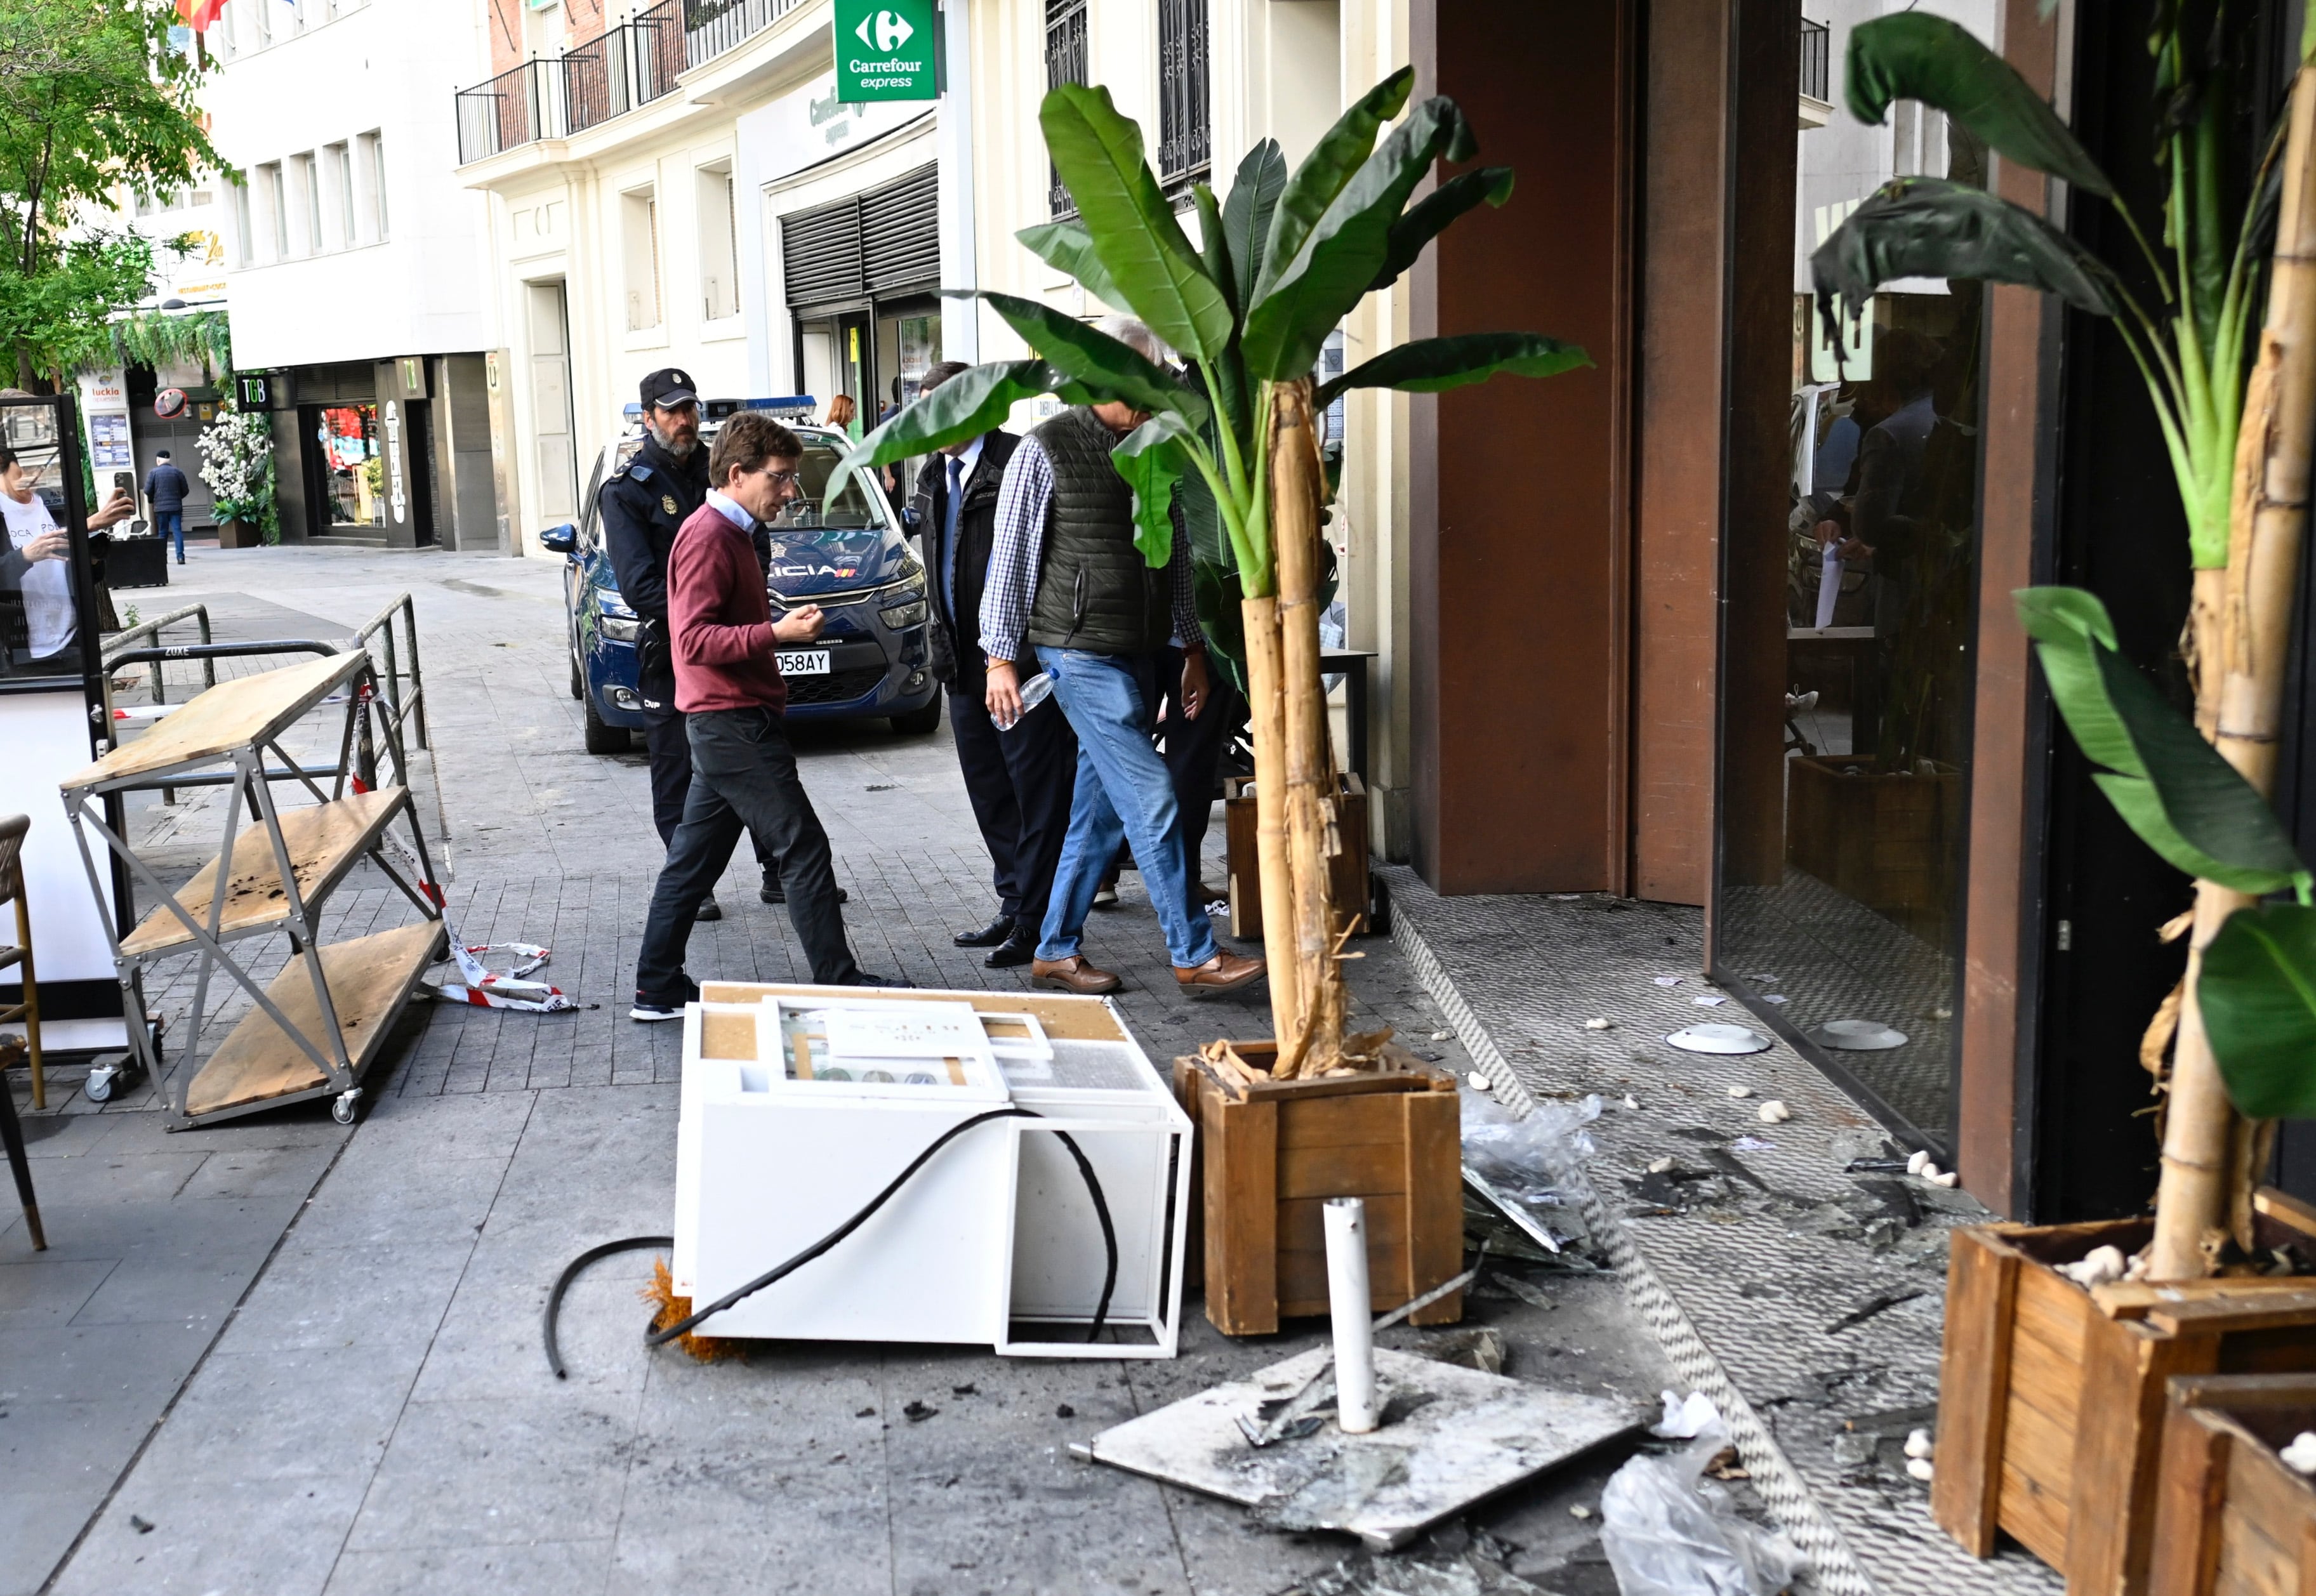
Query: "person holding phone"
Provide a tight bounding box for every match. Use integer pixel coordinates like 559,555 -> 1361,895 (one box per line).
0,445 -> 131,670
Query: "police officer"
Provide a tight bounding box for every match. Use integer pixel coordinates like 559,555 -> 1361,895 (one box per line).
600,368 -> 770,921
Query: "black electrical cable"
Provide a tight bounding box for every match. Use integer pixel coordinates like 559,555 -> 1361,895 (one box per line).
543,1107 -> 1118,1378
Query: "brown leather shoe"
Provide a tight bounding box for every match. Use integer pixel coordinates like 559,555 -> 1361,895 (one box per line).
1175,951 -> 1266,996
1031,955 -> 1122,995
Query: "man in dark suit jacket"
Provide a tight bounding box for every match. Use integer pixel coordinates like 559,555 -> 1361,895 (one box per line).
910,361 -> 1075,968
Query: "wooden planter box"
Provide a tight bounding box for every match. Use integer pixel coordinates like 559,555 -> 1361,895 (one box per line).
216,518 -> 263,550
1931,1190 -> 2316,1595
1785,755 -> 1961,942
1222,774 -> 1370,944
2150,1373 -> 2316,1596
1173,1041 -> 1463,1337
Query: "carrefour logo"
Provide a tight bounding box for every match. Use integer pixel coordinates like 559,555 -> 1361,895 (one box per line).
854,8 -> 913,49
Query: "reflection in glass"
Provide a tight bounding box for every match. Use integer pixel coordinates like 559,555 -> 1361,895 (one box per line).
0,400 -> 89,680
316,402 -> 381,527
1716,2 -> 1992,1144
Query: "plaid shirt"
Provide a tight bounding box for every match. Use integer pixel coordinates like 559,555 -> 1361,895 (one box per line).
976,434 -> 1201,665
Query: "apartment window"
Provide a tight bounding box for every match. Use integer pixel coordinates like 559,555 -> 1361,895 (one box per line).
1045,0 -> 1088,216
231,181 -> 254,266
358,131 -> 387,240
324,142 -> 353,250
258,161 -> 287,261
624,187 -> 661,332
289,150 -> 321,254
698,164 -> 738,321
1157,0 -> 1208,187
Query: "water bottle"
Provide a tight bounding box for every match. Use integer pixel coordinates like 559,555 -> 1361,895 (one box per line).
993,671 -> 1053,731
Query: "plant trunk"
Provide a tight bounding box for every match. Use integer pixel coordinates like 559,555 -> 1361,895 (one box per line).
1240,592 -> 1302,1048
1271,379 -> 1344,1078
2148,61 -> 2316,1279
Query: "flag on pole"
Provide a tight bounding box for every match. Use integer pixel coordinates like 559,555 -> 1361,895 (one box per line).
175,0 -> 225,31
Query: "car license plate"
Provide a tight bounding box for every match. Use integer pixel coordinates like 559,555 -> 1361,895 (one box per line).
777,650 -> 832,676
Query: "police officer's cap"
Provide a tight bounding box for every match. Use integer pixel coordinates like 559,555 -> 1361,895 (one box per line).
640,369 -> 699,411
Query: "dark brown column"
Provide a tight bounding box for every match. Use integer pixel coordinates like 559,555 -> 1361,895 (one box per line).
1408,0 -> 1633,895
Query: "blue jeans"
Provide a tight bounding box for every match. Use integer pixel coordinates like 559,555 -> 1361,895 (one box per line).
1035,647 -> 1219,970
154,510 -> 182,560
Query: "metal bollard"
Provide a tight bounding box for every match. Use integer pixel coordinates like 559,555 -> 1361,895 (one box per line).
1323,1197 -> 1379,1434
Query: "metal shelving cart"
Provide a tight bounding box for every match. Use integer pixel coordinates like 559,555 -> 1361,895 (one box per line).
59,649 -> 446,1129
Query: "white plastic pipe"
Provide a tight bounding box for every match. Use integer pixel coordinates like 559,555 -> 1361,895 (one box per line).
1323,1197 -> 1378,1434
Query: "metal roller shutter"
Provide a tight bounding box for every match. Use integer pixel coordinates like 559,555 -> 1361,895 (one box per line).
779,161 -> 938,309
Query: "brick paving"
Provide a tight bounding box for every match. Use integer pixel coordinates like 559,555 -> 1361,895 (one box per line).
6,547 -> 1675,1596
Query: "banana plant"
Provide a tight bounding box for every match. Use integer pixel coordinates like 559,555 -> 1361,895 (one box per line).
1813,9 -> 2275,584
830,70 -> 1588,1071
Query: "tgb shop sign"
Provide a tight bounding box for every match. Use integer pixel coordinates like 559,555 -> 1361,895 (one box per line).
833,0 -> 936,101
382,400 -> 409,529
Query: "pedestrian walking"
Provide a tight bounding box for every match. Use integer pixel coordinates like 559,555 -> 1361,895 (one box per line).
908,360 -> 1076,969
144,449 -> 190,564
825,393 -> 859,440
979,316 -> 1266,1000
601,368 -> 778,923
631,411 -> 890,1018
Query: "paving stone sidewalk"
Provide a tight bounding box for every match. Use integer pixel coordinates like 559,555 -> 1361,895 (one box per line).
7,548 -> 1676,1596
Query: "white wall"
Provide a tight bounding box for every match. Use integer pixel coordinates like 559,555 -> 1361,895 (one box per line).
207,0 -> 498,367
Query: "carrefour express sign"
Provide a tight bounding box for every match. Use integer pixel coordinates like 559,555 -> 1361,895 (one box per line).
833,0 -> 937,101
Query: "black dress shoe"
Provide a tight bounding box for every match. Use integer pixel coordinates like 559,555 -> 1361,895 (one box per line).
984,928 -> 1038,968
762,880 -> 849,904
953,914 -> 1016,948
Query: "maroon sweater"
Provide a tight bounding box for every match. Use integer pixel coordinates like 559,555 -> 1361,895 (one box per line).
669,499 -> 787,715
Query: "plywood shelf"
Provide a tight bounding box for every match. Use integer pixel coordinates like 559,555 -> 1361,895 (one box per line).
121,788 -> 409,958
183,920 -> 444,1119
64,650 -> 364,789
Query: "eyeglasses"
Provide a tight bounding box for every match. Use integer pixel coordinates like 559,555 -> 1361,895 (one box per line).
760,468 -> 801,489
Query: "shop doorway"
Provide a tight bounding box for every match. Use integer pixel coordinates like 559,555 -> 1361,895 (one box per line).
526,280 -> 578,522
303,402 -> 383,531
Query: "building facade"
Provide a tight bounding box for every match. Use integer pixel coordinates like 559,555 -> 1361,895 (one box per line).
204,0 -> 506,550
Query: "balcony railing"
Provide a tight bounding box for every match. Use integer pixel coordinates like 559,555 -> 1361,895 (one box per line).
454,0 -> 804,165
1800,16 -> 1830,103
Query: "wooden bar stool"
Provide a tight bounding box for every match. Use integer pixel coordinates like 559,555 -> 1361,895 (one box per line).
0,813 -> 45,1250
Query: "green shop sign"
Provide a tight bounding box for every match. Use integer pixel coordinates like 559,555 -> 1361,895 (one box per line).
833,0 -> 937,101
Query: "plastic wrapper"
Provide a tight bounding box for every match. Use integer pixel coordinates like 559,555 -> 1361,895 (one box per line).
1460,1093 -> 1600,1196
1599,1394 -> 1807,1596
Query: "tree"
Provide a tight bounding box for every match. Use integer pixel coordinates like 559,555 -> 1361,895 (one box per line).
831,72 -> 1587,1075
0,0 -> 221,386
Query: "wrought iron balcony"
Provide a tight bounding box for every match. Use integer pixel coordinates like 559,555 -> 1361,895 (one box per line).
1800,16 -> 1830,105
454,0 -> 805,165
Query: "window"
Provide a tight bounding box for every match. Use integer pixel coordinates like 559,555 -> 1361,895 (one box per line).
324,142 -> 353,249
231,181 -> 254,266
698,164 -> 738,321
1045,0 -> 1087,216
258,161 -> 287,261
623,187 -> 661,332
1157,0 -> 1208,187
358,131 -> 387,240
290,150 -> 321,254
254,0 -> 270,46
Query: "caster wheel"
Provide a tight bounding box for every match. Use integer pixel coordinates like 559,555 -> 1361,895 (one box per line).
84,1067 -> 115,1103
331,1089 -> 362,1126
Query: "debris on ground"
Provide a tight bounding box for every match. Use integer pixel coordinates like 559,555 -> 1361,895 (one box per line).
1462,1095 -> 1603,1256
1755,1100 -> 1790,1125
1492,1274 -> 1557,1312
2280,1432 -> 2316,1474
903,1401 -> 938,1421
1904,1428 -> 1934,1460
1585,1017 -> 1614,1031
1726,1085 -> 1752,1098
641,1258 -> 742,1363
1824,1287 -> 1929,1334
1272,1522 -> 1545,1596
1468,1072 -> 1493,1092
1400,1326 -> 1508,1375
1599,1394 -> 1806,1596
1055,1403 -> 1075,1418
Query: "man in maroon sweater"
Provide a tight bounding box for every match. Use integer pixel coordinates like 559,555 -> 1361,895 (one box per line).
632,412 -> 889,1018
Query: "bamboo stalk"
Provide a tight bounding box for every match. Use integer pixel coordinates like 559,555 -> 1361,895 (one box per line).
1240,593 -> 1302,1050
2148,62 -> 2316,1279
1271,379 -> 1344,1079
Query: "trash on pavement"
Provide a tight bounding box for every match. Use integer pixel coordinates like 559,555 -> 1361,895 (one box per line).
424,938 -> 578,1012
1664,1024 -> 1771,1056
1599,1393 -> 1807,1596
1756,1100 -> 1790,1125
1585,1017 -> 1614,1030
1805,1019 -> 1909,1052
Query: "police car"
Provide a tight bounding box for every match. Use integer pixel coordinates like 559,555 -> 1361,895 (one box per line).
539,399 -> 940,753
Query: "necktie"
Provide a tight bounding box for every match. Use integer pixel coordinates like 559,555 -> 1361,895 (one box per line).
943,456 -> 965,624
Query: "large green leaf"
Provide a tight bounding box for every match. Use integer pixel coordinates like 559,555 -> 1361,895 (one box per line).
828,359 -> 1061,500
1014,221 -> 1125,309
1368,166 -> 1513,293
1313,331 -> 1591,409
1111,412 -> 1194,569
1194,183 -> 1234,316
2016,585 -> 2310,897
1040,84 -> 1233,362
974,289 -> 1210,431
1247,96 -> 1476,382
2202,904 -> 2316,1119
1221,140 -> 1288,314
1262,72 -> 1414,300
1846,12 -> 2112,198
1191,553 -> 1247,696
1813,178 -> 2117,340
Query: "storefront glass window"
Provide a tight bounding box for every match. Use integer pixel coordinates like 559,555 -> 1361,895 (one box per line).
0,398 -> 92,683
1713,1 -> 1994,1147
315,402 -> 382,526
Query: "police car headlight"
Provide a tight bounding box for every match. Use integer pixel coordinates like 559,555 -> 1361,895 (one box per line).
600,616 -> 640,641
879,598 -> 927,630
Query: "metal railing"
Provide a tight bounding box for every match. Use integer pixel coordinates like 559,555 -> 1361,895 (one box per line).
103,603 -> 216,715
454,0 -> 799,164
1800,17 -> 1830,103
354,593 -> 428,753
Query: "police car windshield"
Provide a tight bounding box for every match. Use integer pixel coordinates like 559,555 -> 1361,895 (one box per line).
615,427 -> 887,531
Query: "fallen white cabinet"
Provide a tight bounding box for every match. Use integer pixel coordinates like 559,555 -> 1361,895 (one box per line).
673,982 -> 1193,1358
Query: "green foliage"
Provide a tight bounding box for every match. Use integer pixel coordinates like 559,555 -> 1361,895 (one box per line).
2016,586 -> 2311,897
838,73 -> 1587,625
0,229 -> 168,384
111,306 -> 230,378
2202,904 -> 2316,1119
1815,9 -> 2268,571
